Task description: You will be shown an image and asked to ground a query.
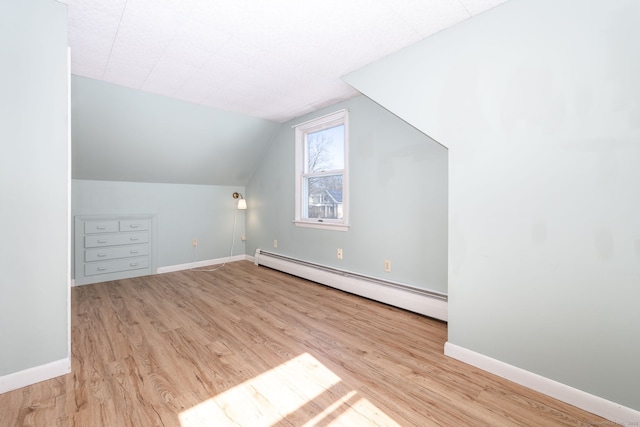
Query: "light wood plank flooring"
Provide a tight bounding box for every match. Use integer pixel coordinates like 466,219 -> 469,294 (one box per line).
0,261 -> 610,426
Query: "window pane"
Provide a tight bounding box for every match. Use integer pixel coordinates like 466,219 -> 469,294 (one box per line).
306,125 -> 344,173
304,174 -> 343,220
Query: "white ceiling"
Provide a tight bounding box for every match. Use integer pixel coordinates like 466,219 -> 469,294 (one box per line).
66,0 -> 509,123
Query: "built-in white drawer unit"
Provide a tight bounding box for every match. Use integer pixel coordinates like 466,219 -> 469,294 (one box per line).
74,215 -> 156,286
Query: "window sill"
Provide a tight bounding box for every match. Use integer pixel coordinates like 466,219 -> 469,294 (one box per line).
293,220 -> 350,232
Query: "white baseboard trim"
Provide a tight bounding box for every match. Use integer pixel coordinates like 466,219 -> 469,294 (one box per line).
156,254 -> 250,274
0,357 -> 71,394
444,342 -> 640,424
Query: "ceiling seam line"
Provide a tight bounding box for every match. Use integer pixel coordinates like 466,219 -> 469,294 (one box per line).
101,0 -> 129,80
457,0 -> 472,17
140,35 -> 176,90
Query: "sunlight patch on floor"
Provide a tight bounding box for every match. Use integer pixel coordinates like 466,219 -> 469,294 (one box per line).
300,390 -> 401,427
179,352 -> 400,426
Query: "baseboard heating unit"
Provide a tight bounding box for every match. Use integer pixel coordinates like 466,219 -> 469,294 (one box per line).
254,249 -> 448,321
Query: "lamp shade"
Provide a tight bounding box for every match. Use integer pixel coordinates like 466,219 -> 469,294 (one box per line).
237,199 -> 247,210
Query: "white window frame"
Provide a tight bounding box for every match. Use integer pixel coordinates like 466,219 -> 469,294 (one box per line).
293,109 -> 349,231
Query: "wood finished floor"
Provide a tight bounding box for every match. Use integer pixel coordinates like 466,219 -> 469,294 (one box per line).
0,261 -> 610,426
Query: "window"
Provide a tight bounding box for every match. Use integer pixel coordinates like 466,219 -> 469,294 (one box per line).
294,109 -> 349,231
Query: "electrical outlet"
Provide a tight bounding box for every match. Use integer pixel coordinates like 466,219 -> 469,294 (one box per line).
337,248 -> 343,259
241,235 -> 246,241
384,260 -> 391,272
273,239 -> 278,248
192,239 -> 198,247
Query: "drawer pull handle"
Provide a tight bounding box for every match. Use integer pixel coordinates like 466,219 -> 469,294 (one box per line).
130,237 -> 139,241
130,250 -> 139,254
97,240 -> 107,243
129,224 -> 140,228
130,262 -> 139,267
97,267 -> 107,271
97,226 -> 106,230
97,253 -> 107,257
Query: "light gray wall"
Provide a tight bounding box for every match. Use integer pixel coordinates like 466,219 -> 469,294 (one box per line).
71,76 -> 280,186
345,0 -> 640,411
0,0 -> 69,375
246,95 -> 448,292
72,180 -> 246,270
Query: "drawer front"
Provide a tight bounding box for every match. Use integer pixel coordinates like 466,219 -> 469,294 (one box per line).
84,220 -> 118,234
85,244 -> 150,262
85,232 -> 149,248
119,219 -> 150,232
85,257 -> 150,276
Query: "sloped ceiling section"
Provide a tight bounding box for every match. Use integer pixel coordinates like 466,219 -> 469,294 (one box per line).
69,0 -> 510,186
71,76 -> 280,185
67,0 -> 509,123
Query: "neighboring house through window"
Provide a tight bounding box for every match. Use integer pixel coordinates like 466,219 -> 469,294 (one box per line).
293,109 -> 349,231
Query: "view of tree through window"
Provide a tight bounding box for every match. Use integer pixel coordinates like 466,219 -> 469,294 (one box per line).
304,125 -> 344,220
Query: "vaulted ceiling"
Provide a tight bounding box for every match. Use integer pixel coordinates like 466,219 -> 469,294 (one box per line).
66,0 -> 509,123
